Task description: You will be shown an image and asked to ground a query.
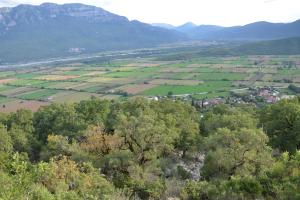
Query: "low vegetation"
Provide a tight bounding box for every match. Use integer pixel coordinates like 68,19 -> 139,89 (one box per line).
0,97 -> 299,199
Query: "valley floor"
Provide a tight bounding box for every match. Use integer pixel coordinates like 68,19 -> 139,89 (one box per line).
0,54 -> 299,111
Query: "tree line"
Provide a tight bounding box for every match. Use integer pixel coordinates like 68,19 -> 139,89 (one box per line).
0,96 -> 299,199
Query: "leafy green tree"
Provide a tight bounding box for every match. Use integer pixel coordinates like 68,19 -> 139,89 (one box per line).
180,181 -> 218,200
202,128 -> 273,180
7,109 -> 34,133
260,99 -> 300,153
181,176 -> 265,200
102,150 -> 166,200
28,184 -> 55,200
9,127 -> 31,153
223,176 -> 263,199
0,124 -> 13,153
75,97 -> 110,125
34,103 -> 86,142
108,98 -> 180,165
260,151 -> 300,199
3,97 -> 300,200
105,98 -> 202,199
6,109 -> 39,159
151,99 -> 200,157
39,135 -> 73,160
35,156 -> 114,199
0,153 -> 35,200
0,112 -> 8,125
202,105 -> 258,135
115,112 -> 174,166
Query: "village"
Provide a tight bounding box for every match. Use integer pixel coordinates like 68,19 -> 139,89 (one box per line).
149,86 -> 297,109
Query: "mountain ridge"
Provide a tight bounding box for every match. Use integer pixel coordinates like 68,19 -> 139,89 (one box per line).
153,20 -> 300,40
206,20 -> 300,40
1,3 -> 300,63
0,3 -> 185,63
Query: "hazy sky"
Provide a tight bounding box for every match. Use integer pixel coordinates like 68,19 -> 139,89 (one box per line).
1,0 -> 300,26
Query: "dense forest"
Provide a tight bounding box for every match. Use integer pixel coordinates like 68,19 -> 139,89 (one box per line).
0,97 -> 299,199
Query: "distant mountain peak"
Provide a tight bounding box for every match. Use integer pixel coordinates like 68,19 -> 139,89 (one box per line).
179,22 -> 197,28
0,3 -> 128,25
174,19 -> 300,40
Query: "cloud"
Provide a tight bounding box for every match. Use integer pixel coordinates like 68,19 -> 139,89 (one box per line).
264,0 -> 278,3
0,0 -> 18,7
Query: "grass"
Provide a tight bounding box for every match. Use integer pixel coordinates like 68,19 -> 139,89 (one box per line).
104,69 -> 158,78
9,79 -> 49,87
0,55 -> 298,105
193,73 -> 248,81
51,91 -> 103,103
192,67 -> 218,73
17,89 -> 58,100
278,69 -> 300,75
46,81 -> 82,89
15,73 -> 41,79
142,81 -> 233,96
224,58 -> 253,65
0,71 -> 15,78
192,58 -> 222,64
0,96 -> 12,104
84,85 -> 107,93
69,76 -> 91,82
170,73 -> 191,79
70,82 -> 103,90
0,85 -> 17,92
63,70 -> 91,75
162,62 -> 192,68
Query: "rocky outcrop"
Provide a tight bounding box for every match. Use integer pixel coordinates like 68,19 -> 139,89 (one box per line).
178,153 -> 205,181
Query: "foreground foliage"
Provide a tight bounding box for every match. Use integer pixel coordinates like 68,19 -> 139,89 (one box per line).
0,97 -> 299,199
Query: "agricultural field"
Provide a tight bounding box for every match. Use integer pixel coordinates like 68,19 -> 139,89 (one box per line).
0,54 -> 299,111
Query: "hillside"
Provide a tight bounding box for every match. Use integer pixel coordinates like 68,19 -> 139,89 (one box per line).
154,37 -> 300,61
234,37 -> 300,55
165,20 -> 300,40
0,3 -> 185,63
1,3 -> 300,63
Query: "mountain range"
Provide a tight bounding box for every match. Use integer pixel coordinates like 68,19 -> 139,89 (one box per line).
0,3 -> 300,63
153,20 -> 300,40
0,3 -> 184,63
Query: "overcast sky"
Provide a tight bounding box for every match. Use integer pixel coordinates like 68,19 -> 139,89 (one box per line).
1,0 -> 300,26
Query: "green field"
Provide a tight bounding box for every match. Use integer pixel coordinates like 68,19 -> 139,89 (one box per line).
84,85 -> 107,93
192,67 -> 218,73
16,89 -> 58,100
0,54 -> 299,110
278,69 -> 300,75
63,70 -> 91,75
0,85 -> 17,92
193,72 -> 248,81
143,81 -> 233,96
14,73 -> 41,79
0,96 -> 13,104
0,71 -> 15,78
104,69 -> 159,78
9,79 -> 49,87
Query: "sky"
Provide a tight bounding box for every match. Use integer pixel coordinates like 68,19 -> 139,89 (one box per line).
1,0 -> 300,26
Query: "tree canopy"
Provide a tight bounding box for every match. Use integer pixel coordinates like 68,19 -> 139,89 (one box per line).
0,97 -> 299,199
